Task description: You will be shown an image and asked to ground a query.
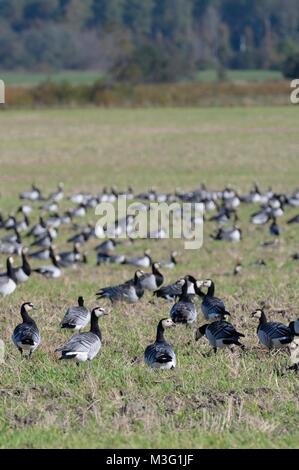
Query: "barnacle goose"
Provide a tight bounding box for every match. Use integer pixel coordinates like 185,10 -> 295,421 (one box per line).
58,243 -> 81,267
29,246 -> 51,260
48,182 -> 64,202
144,318 -> 176,369
33,248 -> 62,279
288,318 -> 299,336
12,302 -> 41,357
154,275 -> 196,302
170,277 -> 197,325
0,257 -> 17,296
212,225 -> 242,242
288,339 -> 299,371
20,184 -> 43,201
0,228 -> 22,255
30,230 -> 54,249
159,251 -> 178,269
60,296 -> 91,331
251,309 -> 295,350
124,249 -> 152,268
96,252 -> 126,265
55,307 -> 107,364
13,248 -> 31,284
195,279 -> 230,321
195,320 -> 245,353
27,216 -> 47,238
96,270 -> 144,304
139,263 -> 164,291
95,239 -> 118,254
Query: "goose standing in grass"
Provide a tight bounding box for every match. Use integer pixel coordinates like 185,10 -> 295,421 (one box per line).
159,251 -> 178,269
124,249 -> 152,268
96,270 -> 144,304
60,296 -> 91,331
154,275 -> 196,302
95,239 -> 118,254
58,243 -> 82,267
288,339 -> 299,372
251,309 -> 295,350
96,252 -> 126,265
195,279 -> 230,321
170,277 -> 197,325
195,320 -> 245,353
12,302 -> 40,357
33,248 -> 62,279
20,184 -> 43,201
0,256 -> 17,296
139,263 -> 164,291
144,318 -> 176,369
13,248 -> 31,284
55,307 -> 107,364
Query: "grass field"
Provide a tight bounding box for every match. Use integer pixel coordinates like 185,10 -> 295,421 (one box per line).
0,69 -> 282,87
0,106 -> 299,449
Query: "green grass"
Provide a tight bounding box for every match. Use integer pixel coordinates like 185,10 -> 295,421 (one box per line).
0,106 -> 299,449
0,70 -> 103,87
0,69 -> 283,87
197,69 -> 283,82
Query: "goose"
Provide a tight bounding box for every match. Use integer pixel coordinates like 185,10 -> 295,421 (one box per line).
269,217 -> 281,236
48,182 -> 64,202
251,309 -> 294,350
13,248 -> 31,284
17,204 -> 33,216
153,275 -> 196,302
139,263 -> 164,292
30,230 -> 53,249
29,246 -> 51,260
288,318 -> 299,336
195,279 -> 230,321
170,277 -> 197,325
195,320 -> 245,353
58,243 -> 81,267
40,201 -> 59,213
67,225 -> 93,244
124,249 -> 152,268
288,339 -> 299,371
60,296 -> 91,331
96,271 -> 144,304
0,256 -> 17,296
287,213 -> 299,224
4,214 -> 16,230
12,302 -> 41,357
15,214 -> 30,232
95,239 -> 118,254
292,252 -> 299,260
33,248 -> 62,279
27,216 -> 48,237
0,228 -> 22,255
55,307 -> 107,364
69,203 -> 87,218
233,261 -> 242,276
144,318 -> 176,369
159,251 -> 178,269
250,208 -> 271,225
96,252 -> 126,265
20,184 -> 43,201
212,225 -> 242,242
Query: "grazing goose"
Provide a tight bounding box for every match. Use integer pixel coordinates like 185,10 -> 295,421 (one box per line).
170,277 -> 197,325
0,257 -> 17,296
13,248 -> 31,284
269,217 -> 281,236
0,228 -> 22,255
287,213 -> 299,224
124,249 -> 152,268
20,184 -> 43,201
58,243 -> 81,267
250,208 -> 271,225
95,239 -> 118,254
96,271 -> 144,304
55,307 -> 107,364
288,318 -> 299,336
154,275 -> 196,302
288,339 -> 299,371
27,216 -> 47,237
29,246 -> 51,260
17,204 -> 33,216
96,252 -> 126,265
48,182 -> 64,202
251,309 -> 294,350
195,279 -> 230,321
233,261 -> 242,276
60,296 -> 91,331
195,320 -> 245,353
139,263 -> 164,291
30,230 -> 53,249
212,225 -> 242,242
12,302 -> 41,357
33,248 -> 62,279
159,251 -> 178,269
144,318 -> 176,369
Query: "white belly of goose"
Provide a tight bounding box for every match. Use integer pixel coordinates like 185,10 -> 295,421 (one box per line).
14,269 -> 29,283
0,278 -> 17,296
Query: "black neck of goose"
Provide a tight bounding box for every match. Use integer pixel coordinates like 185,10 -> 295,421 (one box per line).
258,311 -> 267,325
171,254 -> 177,264
156,320 -> 165,342
152,264 -> 163,286
7,259 -> 15,280
207,282 -> 215,297
20,305 -> 34,324
179,279 -> 190,301
50,253 -> 59,268
78,297 -> 84,307
90,312 -> 101,339
21,252 -> 31,275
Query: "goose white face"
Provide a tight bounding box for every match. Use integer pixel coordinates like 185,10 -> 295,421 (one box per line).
196,280 -> 204,288
94,307 -> 107,317
153,262 -> 160,269
203,279 -> 212,288
162,318 -> 176,328
136,270 -> 144,278
177,278 -> 186,287
8,256 -> 14,264
25,302 -> 35,311
251,309 -> 263,319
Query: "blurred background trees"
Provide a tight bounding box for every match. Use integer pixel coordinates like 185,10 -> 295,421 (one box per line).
0,0 -> 299,82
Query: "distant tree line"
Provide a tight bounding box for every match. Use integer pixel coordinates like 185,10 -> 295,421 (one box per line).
0,0 -> 299,82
